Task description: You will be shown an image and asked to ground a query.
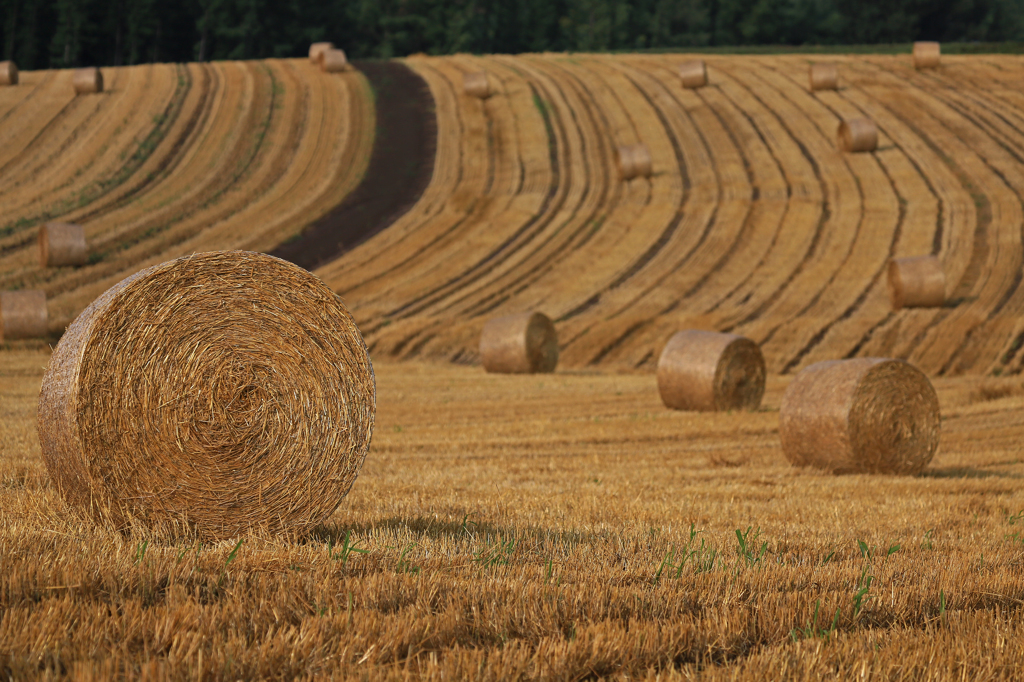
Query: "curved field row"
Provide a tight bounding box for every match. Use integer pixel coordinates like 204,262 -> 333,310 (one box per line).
319,53 -> 1024,376
0,59 -> 374,331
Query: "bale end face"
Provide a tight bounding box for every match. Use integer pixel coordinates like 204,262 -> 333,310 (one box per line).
0,60 -> 18,86
837,118 -> 878,153
657,330 -> 765,412
809,63 -> 838,91
39,222 -> 88,268
1,290 -> 48,341
72,67 -> 103,94
480,312 -> 558,374
463,71 -> 493,99
780,358 -> 940,475
309,42 -> 334,64
678,60 -> 707,89
888,255 -> 945,310
913,42 -> 941,69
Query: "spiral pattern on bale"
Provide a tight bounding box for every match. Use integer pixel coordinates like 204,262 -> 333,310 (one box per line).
678,60 -> 707,89
39,222 -> 88,267
657,330 -> 765,412
888,255 -> 945,310
73,67 -> 103,94
1,290 -> 47,341
0,60 -> 17,86
837,118 -> 878,153
780,359 -> 940,475
480,312 -> 558,374
37,251 -> 375,539
809,63 -> 838,91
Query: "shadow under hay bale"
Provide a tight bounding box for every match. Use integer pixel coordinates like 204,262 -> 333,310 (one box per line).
657,330 -> 765,412
616,143 -> 652,181
837,117 -> 877,153
1,290 -> 47,341
39,222 -> 88,268
888,255 -> 945,310
321,49 -> 349,73
480,312 -> 558,374
914,42 -> 941,69
0,60 -> 17,86
678,60 -> 707,89
309,42 -> 334,64
37,251 -> 375,540
809,62 -> 838,91
464,71 -> 494,99
780,358 -> 940,475
73,67 -> 103,94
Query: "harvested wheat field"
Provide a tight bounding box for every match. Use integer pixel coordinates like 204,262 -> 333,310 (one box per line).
3,349 -> 1024,678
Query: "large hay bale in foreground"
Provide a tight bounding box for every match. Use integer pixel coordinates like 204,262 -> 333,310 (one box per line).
0,60 -> 17,86
888,255 -> 945,310
37,251 -> 376,539
780,358 -> 939,475
72,67 -> 103,94
320,49 -> 348,73
657,330 -> 765,412
480,312 -> 558,374
914,42 -> 941,69
616,144 -> 653,180
39,222 -> 88,267
309,42 -> 334,64
1,290 -> 47,341
678,60 -> 707,89
809,62 -> 838,91
837,117 -> 877,153
464,71 -> 494,99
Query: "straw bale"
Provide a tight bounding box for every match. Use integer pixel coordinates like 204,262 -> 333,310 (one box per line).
464,71 -> 494,99
809,62 -> 838,91
779,358 -> 940,475
72,67 -> 103,94
0,290 -> 47,341
678,60 -> 707,89
320,49 -> 348,73
657,330 -> 765,412
0,60 -> 17,86
914,41 -> 941,69
36,251 -> 376,539
837,117 -> 877,153
888,255 -> 945,310
39,222 -> 88,267
480,311 -> 558,374
309,42 -> 334,64
616,144 -> 653,181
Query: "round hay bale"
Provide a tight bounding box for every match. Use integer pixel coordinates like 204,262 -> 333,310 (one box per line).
1,290 -> 47,341
616,144 -> 653,181
320,48 -> 348,73
913,41 -> 941,69
809,62 -> 838,91
780,358 -> 940,475
463,71 -> 494,99
0,60 -> 18,86
36,251 -> 376,539
39,222 -> 88,268
480,311 -> 558,374
678,60 -> 707,89
837,117 -> 877,153
72,67 -> 103,94
308,42 -> 335,64
657,330 -> 765,412
888,255 -> 945,310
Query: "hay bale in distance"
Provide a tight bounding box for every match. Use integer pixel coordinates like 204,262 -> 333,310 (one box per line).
837,118 -> 878,153
809,62 -> 838,91
72,67 -> 103,94
39,222 -> 88,267
780,358 -> 940,475
480,311 -> 558,374
616,144 -> 653,181
678,60 -> 707,89
657,330 -> 765,412
914,41 -> 941,69
36,251 -> 376,539
308,42 -> 334,64
888,255 -> 945,310
320,48 -> 348,73
0,60 -> 18,86
464,71 -> 494,99
1,290 -> 47,341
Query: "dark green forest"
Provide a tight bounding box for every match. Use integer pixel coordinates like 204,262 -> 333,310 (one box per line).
2,0 -> 1023,70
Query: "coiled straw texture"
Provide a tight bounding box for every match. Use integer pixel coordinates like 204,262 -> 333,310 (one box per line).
1,290 -> 47,341
678,60 -> 707,89
914,42 -> 941,69
39,222 -> 88,267
37,251 -> 376,539
809,63 -> 838,91
888,255 -> 945,310
657,330 -> 765,412
480,312 -> 558,374
0,60 -> 17,86
73,67 -> 103,94
780,358 -> 940,475
837,118 -> 878,153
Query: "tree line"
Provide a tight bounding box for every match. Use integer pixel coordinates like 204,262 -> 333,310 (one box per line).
3,0 -> 1023,70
